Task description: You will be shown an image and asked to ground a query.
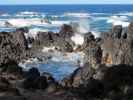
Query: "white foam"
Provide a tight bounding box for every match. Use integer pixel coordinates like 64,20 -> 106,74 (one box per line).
42,46 -> 55,52
28,28 -> 49,39
71,34 -> 84,45
7,18 -> 50,27
72,19 -> 90,34
51,52 -> 85,66
8,19 -> 31,27
91,31 -> 101,38
64,12 -> 91,18
117,12 -> 133,16
107,15 -> 129,27
93,17 -> 109,21
51,21 -> 70,26
19,11 -> 39,15
1,13 -> 10,17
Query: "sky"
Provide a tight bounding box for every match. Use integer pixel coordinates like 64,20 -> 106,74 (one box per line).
0,0 -> 133,5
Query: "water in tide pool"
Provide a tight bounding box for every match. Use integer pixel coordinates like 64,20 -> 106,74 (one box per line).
24,61 -> 78,81
2,5 -> 133,81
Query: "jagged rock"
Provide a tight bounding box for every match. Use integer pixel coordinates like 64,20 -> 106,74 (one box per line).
0,32 -> 26,65
112,25 -> 122,38
14,28 -> 29,49
102,23 -> 133,65
83,32 -> 95,48
55,39 -> 73,52
83,32 -> 102,67
63,63 -> 95,88
59,24 -> 74,39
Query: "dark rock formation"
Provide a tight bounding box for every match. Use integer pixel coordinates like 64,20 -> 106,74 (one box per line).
0,77 -> 11,92
14,28 -> 29,50
83,32 -> 102,67
1,60 -> 23,76
0,32 -> 27,65
111,25 -> 122,38
33,76 -> 48,89
32,25 -> 74,52
59,24 -> 74,39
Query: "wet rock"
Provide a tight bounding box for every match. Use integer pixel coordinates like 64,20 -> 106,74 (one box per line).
55,39 -> 73,52
42,72 -> 55,83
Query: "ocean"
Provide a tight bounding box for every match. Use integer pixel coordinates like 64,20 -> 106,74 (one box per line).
2,4 -> 133,81
0,4 -> 133,33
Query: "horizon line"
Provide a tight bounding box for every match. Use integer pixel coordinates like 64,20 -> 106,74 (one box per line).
0,3 -> 133,5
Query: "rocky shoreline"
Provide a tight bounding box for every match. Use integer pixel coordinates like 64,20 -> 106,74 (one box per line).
0,23 -> 133,100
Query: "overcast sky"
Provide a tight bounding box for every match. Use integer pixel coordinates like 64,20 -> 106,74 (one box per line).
1,0 -> 133,5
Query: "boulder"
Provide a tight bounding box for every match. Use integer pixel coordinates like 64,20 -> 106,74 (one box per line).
34,76 -> 48,90
23,67 -> 40,89
1,60 -> 23,77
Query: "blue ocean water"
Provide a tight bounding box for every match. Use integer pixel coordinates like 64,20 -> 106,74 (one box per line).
0,4 -> 133,32
0,5 -> 133,14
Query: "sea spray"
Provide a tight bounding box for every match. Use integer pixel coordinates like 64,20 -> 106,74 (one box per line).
71,18 -> 100,45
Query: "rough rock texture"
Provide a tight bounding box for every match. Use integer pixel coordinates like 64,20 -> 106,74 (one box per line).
83,32 -> 102,68
101,23 -> 133,65
0,32 -> 27,65
13,29 -> 28,50
1,60 -> 23,76
59,24 -> 74,39
32,25 -> 74,52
